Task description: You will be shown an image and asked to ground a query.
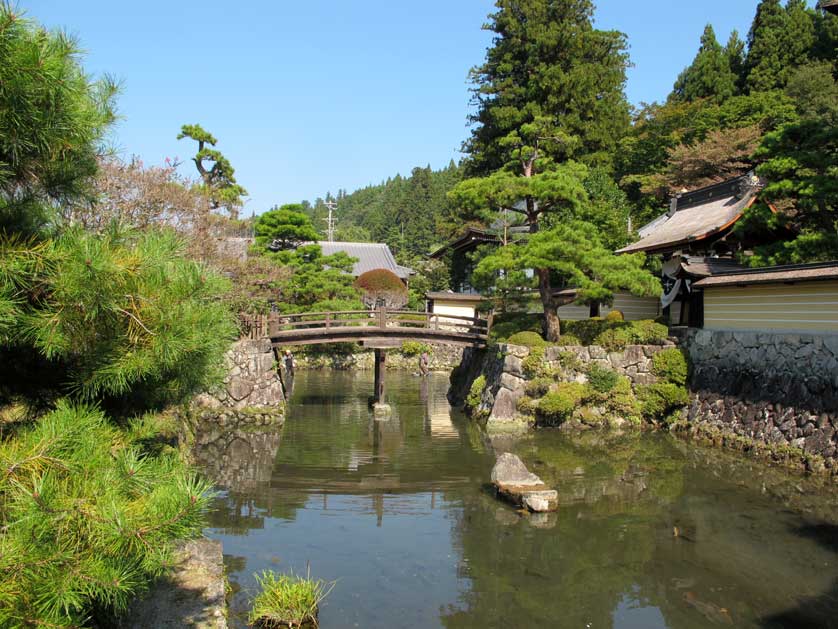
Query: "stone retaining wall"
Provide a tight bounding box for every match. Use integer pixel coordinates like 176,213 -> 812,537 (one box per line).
294,344 -> 464,372
451,342 -> 673,432
191,339 -> 285,421
683,329 -> 838,469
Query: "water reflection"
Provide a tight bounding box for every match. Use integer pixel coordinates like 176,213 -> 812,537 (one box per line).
195,371 -> 838,629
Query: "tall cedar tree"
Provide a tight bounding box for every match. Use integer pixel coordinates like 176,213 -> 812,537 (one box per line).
671,25 -> 738,103
452,0 -> 631,340
746,0 -> 815,92
464,0 -> 631,174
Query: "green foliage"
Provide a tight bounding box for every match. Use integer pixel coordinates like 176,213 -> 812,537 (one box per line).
637,382 -> 690,424
592,320 -> 668,352
604,310 -> 624,323
303,162 -> 464,258
537,382 -> 590,425
525,377 -> 554,398
472,221 -> 659,341
400,341 -> 430,357
553,334 -> 583,347
177,123 -> 247,219
506,331 -> 547,348
671,25 -> 738,103
489,312 -> 542,342
0,5 -> 117,234
248,570 -> 332,628
11,226 -> 236,406
586,364 -> 620,394
0,402 -> 211,627
464,0 -> 631,173
465,375 -> 486,412
254,205 -> 321,251
651,348 -> 689,386
522,346 -> 546,378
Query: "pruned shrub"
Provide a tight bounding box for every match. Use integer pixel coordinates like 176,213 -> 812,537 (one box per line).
593,326 -> 635,352
651,348 -> 689,386
554,334 -> 582,346
630,319 -> 669,345
465,375 -> 486,411
564,318 -> 610,345
637,382 -> 689,423
354,268 -> 408,309
525,376 -> 554,397
506,331 -> 547,347
537,382 -> 590,425
604,309 -> 624,322
592,319 -> 669,351
587,363 -> 620,393
400,340 -> 430,357
522,346 -> 546,378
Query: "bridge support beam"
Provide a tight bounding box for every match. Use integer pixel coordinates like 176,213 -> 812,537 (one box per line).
372,349 -> 392,418
373,348 -> 386,404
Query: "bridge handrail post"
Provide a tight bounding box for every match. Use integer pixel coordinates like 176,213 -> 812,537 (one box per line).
325,312 -> 331,329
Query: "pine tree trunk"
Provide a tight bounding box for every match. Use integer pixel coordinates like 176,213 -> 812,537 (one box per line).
537,267 -> 561,342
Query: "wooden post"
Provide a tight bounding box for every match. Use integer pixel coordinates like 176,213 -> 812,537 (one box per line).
378,306 -> 386,329
374,348 -> 386,404
325,312 -> 332,329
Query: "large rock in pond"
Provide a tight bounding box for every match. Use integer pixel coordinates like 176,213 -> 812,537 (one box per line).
491,453 -> 558,513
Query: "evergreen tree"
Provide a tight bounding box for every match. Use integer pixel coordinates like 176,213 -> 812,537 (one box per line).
255,204 -> 321,251
178,124 -> 248,220
464,0 -> 631,174
671,25 -> 738,103
471,221 -> 660,336
725,30 -> 747,93
746,0 -> 788,92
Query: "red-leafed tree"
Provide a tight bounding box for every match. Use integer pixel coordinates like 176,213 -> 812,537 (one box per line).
354,269 -> 408,309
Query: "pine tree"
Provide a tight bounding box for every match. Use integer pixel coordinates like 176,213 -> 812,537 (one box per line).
671,25 -> 738,103
255,205 -> 321,251
453,0 -> 631,340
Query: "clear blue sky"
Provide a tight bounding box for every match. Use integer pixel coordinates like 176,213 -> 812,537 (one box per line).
22,1 -> 812,214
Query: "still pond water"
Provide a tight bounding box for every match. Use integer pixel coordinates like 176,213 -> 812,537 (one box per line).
196,371 -> 838,629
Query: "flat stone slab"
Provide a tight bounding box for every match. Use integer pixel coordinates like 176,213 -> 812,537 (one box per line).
118,538 -> 227,629
491,453 -> 558,513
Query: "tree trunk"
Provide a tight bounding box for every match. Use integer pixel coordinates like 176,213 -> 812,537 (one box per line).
537,267 -> 561,342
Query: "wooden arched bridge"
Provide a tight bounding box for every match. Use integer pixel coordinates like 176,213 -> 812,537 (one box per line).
239,308 -> 492,407
239,308 -> 492,348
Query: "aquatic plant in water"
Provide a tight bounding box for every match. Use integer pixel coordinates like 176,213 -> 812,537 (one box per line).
248,569 -> 334,628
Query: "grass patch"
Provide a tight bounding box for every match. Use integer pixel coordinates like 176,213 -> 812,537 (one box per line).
248,569 -> 334,628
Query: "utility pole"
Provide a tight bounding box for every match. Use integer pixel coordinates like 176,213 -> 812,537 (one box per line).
323,200 -> 337,242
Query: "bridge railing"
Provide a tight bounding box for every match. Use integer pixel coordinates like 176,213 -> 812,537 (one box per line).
238,308 -> 492,340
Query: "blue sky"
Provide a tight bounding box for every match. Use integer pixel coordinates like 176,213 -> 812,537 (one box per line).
23,1 -> 805,214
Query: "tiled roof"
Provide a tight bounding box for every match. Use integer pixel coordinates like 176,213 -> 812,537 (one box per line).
317,241 -> 414,279
693,261 -> 838,288
680,256 -> 748,278
617,174 -> 761,255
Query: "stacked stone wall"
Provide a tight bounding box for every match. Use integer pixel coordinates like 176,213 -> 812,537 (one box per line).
191,339 -> 286,422
683,329 -> 838,468
294,344 -> 464,372
450,342 -> 673,432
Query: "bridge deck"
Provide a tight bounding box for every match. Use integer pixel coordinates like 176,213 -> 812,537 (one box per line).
239,308 -> 491,347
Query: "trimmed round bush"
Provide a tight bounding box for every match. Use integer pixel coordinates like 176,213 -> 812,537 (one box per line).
637,382 -> 689,423
537,382 -> 590,425
563,318 -> 610,345
630,319 -> 669,345
586,363 -> 620,393
554,334 -> 582,346
651,348 -> 689,385
354,268 -> 408,309
604,309 -> 624,322
400,340 -> 430,357
507,331 -> 547,347
593,326 -> 634,352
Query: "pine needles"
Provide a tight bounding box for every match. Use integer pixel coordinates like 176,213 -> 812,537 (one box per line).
0,401 -> 212,628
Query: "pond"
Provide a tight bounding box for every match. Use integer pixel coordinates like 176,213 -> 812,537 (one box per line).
196,370 -> 838,628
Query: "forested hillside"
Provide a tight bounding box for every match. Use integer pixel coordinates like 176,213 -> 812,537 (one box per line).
300,161 -> 464,259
